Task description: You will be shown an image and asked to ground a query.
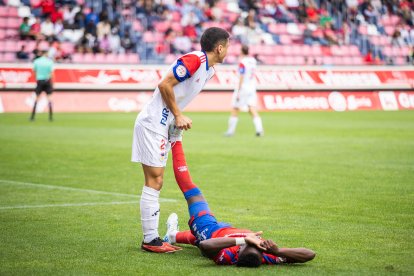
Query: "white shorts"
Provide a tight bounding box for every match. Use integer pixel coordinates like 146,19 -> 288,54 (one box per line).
232,89 -> 257,109
131,123 -> 170,167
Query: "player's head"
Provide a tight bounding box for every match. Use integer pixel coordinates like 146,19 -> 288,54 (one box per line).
236,244 -> 262,267
200,27 -> 230,63
241,45 -> 249,56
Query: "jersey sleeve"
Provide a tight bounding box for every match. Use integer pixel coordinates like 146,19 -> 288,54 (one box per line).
172,54 -> 201,82
238,62 -> 245,74
213,246 -> 239,265
262,252 -> 287,265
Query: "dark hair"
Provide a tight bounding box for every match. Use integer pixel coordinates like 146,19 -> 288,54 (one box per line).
200,27 -> 230,52
241,45 -> 249,55
237,246 -> 262,268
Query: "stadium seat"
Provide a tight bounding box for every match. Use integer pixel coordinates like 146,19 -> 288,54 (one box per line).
0,6 -> 7,17
352,57 -> 364,65
3,52 -> 16,62
322,56 -> 334,65
133,20 -> 143,32
154,21 -> 170,33
83,53 -> 96,63
311,45 -> 322,56
126,53 -> 139,64
349,45 -> 360,56
6,29 -> 18,38
227,43 -> 241,56
0,17 -> 7,28
394,57 -> 406,65
4,41 -> 16,52
279,34 -> 292,44
94,53 -> 106,64
72,53 -> 83,63
164,54 -> 176,64
0,29 -> 5,40
7,18 -> 21,29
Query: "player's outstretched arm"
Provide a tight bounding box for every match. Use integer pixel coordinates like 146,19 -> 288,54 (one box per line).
158,72 -> 192,130
261,240 -> 316,263
198,236 -> 265,258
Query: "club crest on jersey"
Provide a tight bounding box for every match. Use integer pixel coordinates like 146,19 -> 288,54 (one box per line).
160,108 -> 169,126
176,65 -> 187,78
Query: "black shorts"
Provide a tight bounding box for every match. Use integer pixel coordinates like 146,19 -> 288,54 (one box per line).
35,80 -> 53,95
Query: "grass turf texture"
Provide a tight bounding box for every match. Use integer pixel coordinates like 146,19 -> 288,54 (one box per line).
0,111 -> 413,275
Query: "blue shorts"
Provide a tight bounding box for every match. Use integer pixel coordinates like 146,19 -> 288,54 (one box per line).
187,201 -> 231,242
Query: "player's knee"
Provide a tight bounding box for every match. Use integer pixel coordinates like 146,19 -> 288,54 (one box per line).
147,176 -> 164,191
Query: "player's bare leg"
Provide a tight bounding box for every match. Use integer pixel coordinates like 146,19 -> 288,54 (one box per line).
248,106 -> 263,137
140,165 -> 181,253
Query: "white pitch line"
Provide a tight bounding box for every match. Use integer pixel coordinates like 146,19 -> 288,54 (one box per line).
0,201 -> 139,210
0,179 -> 177,203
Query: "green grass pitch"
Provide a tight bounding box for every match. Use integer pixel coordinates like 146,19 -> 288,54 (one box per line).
0,111 -> 413,275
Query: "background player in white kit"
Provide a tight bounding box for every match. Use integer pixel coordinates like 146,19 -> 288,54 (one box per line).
131,27 -> 230,253
225,45 -> 264,137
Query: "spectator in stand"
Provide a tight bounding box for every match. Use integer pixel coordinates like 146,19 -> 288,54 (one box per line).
19,17 -> 34,40
97,19 -> 111,39
364,49 -> 381,65
303,21 -> 317,45
407,45 -> 414,64
32,40 -> 42,60
85,20 -> 97,38
306,1 -> 320,23
232,18 -> 248,44
48,41 -> 71,62
54,19 -> 64,41
62,4 -> 78,28
85,7 -> 99,26
100,34 -> 111,54
363,4 -> 379,25
181,11 -> 199,41
109,28 -> 123,54
121,32 -> 136,53
41,17 -> 55,41
323,21 -> 339,45
16,45 -> 30,60
30,17 -> 43,40
400,3 -> 413,26
35,0 -> 56,19
73,5 -> 86,29
391,28 -> 405,47
274,1 -> 296,23
296,3 -> 308,23
77,34 -> 92,53
173,30 -> 193,54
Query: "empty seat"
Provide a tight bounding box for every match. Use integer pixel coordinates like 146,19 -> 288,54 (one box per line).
126,53 -> 140,64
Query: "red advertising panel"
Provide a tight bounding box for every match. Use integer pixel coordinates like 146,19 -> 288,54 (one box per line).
1,91 -> 413,113
1,64 -> 413,90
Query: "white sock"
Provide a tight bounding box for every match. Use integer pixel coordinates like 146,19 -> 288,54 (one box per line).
226,116 -> 238,135
169,231 -> 177,243
253,116 -> 263,133
140,186 -> 161,243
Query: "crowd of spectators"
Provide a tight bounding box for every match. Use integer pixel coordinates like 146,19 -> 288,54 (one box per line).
2,0 -> 414,65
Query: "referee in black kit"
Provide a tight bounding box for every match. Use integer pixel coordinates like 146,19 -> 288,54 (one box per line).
30,50 -> 54,122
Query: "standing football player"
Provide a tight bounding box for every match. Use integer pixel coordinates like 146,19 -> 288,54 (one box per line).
225,45 -> 264,137
131,27 -> 230,253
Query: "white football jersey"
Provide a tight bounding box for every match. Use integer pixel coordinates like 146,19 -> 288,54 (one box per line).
238,56 -> 257,92
136,51 -> 215,137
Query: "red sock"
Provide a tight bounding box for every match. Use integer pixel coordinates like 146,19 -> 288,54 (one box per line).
172,141 -> 197,193
176,230 -> 196,245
